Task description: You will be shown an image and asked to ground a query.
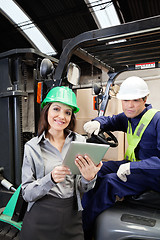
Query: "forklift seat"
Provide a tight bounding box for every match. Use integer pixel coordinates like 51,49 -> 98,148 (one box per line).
125,190 -> 160,210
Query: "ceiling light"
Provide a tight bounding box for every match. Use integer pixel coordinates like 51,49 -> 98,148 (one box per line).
85,0 -> 120,28
0,0 -> 57,55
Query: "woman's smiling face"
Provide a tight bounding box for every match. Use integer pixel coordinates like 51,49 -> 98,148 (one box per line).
47,102 -> 72,131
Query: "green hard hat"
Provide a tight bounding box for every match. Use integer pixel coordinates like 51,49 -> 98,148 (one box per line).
41,86 -> 79,113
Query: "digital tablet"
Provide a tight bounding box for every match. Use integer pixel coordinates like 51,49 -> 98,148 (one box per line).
63,141 -> 109,174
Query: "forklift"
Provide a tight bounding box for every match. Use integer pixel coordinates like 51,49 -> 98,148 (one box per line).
0,48 -> 59,238
1,15 -> 160,239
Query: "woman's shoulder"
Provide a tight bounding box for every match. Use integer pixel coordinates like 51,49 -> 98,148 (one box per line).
25,135 -> 40,147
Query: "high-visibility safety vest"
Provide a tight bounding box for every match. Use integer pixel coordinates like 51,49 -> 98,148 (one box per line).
125,109 -> 159,162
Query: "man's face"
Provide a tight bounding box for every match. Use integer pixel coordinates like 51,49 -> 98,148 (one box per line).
122,98 -> 147,118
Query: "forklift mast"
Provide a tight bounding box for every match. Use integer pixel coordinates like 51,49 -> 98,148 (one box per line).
0,48 -> 57,208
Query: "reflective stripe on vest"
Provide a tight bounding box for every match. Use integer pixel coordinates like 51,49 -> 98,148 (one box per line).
125,109 -> 159,162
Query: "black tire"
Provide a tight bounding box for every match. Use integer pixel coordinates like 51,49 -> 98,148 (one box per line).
0,222 -> 20,240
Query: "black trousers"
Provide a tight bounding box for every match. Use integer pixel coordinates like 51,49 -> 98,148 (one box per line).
20,195 -> 84,240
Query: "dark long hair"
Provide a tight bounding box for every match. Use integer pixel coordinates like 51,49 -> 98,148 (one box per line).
38,102 -> 76,136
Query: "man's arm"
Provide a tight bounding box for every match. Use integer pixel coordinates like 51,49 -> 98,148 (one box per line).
93,112 -> 128,132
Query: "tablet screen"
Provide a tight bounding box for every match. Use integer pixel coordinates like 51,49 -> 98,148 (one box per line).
63,141 -> 109,174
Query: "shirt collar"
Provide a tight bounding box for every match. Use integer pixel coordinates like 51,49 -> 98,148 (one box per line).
36,130 -> 75,144
37,131 -> 45,144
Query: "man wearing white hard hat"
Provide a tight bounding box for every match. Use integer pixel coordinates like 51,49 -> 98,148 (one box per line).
82,76 -> 160,239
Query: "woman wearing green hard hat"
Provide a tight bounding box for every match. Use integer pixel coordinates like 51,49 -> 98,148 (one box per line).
20,86 -> 102,240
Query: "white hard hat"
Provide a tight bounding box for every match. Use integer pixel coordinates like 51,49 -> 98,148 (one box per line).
117,76 -> 150,100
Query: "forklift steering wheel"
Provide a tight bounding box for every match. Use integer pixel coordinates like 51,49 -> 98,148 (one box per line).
86,130 -> 118,148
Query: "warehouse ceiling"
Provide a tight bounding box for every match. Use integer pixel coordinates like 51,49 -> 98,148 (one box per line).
1,0 -> 160,58
113,0 -> 160,23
